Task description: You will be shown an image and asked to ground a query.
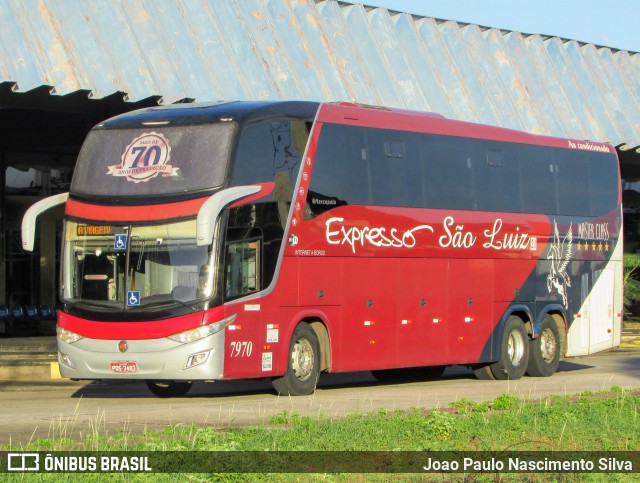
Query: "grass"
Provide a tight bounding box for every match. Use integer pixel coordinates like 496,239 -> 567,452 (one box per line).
2,388 -> 639,481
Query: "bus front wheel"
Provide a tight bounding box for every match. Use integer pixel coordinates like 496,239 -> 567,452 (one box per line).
526,315 -> 561,377
145,380 -> 193,398
481,316 -> 530,380
272,322 -> 320,396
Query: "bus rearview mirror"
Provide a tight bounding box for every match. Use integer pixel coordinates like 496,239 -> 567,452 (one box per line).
21,192 -> 69,252
196,185 -> 261,246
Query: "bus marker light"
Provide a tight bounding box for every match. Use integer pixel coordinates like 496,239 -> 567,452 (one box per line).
141,120 -> 171,126
433,318 -> 440,323
60,352 -> 73,368
464,317 -> 473,323
364,320 -> 375,326
228,325 -> 241,331
401,319 -> 412,325
185,351 -> 210,369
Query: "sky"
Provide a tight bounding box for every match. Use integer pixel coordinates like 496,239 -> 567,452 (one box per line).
358,0 -> 639,52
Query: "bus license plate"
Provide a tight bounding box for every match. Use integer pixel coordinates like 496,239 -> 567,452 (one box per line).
110,361 -> 138,373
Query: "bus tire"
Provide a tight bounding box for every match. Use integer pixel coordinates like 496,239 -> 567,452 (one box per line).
145,380 -> 193,398
472,364 -> 496,380
488,316 -> 530,380
272,322 -> 320,396
526,315 -> 561,377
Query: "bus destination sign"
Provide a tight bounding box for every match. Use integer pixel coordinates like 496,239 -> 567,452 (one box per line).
77,225 -> 114,236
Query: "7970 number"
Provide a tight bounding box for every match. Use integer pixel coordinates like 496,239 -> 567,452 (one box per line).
229,341 -> 253,357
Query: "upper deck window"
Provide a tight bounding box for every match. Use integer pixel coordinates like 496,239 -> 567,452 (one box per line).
71,123 -> 236,198
308,123 -> 618,217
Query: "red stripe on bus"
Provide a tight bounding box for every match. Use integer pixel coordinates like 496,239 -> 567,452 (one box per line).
58,306 -> 225,340
65,198 -> 207,222
65,182 -> 275,222
318,103 -> 615,152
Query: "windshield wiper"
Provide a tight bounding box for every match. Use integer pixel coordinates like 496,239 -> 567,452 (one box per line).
140,298 -> 199,313
67,300 -> 120,310
67,298 -> 198,312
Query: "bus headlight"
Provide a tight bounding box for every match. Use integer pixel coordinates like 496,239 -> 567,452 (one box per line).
57,326 -> 84,344
167,315 -> 236,344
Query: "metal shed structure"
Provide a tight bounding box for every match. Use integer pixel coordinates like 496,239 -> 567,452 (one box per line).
0,0 -> 639,310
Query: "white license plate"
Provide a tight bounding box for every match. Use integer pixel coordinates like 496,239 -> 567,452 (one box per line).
110,361 -> 138,373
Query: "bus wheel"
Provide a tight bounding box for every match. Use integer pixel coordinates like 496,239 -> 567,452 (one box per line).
488,316 -> 530,380
472,364 -> 496,380
145,380 -> 193,398
526,315 -> 561,377
272,322 -> 320,396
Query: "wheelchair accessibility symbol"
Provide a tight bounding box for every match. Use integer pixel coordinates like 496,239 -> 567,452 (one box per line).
114,234 -> 127,250
127,291 -> 141,307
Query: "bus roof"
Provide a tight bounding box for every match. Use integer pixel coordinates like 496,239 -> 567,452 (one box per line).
319,102 -> 614,153
95,100 -> 613,154
96,100 -> 320,129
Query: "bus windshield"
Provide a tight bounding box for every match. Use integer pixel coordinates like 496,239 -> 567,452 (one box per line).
62,220 -> 216,309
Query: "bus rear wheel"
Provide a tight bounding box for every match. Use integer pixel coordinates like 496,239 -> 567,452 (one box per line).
145,380 -> 193,398
272,322 -> 320,396
526,315 -> 561,377
483,316 -> 530,380
472,364 -> 496,380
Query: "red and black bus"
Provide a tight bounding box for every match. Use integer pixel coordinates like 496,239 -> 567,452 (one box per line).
23,101 -> 622,396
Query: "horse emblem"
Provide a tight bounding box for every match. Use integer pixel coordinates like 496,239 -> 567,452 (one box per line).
547,221 -> 572,307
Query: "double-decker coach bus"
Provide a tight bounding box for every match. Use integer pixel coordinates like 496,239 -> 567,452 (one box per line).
22,101 -> 622,397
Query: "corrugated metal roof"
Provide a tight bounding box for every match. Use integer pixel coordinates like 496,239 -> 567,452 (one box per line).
0,0 -> 639,148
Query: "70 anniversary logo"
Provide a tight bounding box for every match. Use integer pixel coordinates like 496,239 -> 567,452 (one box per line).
107,132 -> 179,183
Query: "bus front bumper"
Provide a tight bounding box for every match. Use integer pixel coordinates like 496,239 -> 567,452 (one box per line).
56,331 -> 225,380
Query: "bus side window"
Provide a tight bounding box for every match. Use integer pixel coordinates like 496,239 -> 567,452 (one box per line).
224,239 -> 260,300
422,134 -> 475,210
519,145 -> 558,214
232,120 -> 309,188
306,124 -> 364,217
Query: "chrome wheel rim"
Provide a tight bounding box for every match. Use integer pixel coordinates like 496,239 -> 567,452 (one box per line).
291,337 -> 314,381
508,330 -> 526,367
539,327 -> 558,363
